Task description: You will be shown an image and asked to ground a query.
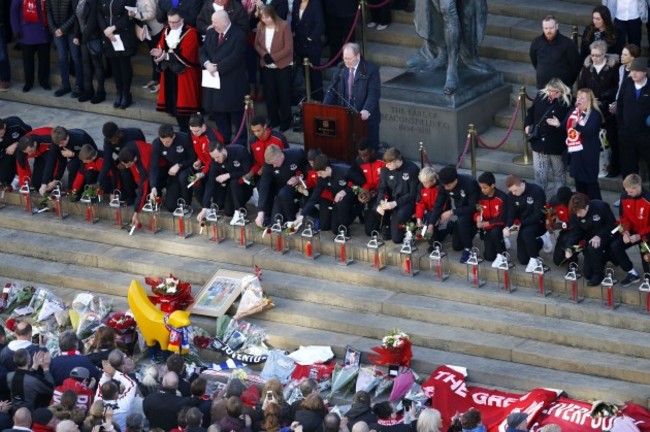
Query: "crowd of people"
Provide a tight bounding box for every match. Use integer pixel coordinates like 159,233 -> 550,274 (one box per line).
0,319 -> 567,432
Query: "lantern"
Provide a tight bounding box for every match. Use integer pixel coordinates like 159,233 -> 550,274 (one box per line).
466,247 -> 485,287
600,267 -> 619,309
49,183 -> 68,220
18,179 -> 33,214
532,258 -> 550,296
334,225 -> 352,265
428,241 -> 449,281
270,214 -> 289,254
301,220 -> 320,259
172,198 -> 194,238
202,204 -> 226,243
564,262 -> 583,303
141,198 -> 161,234
109,190 -> 128,229
639,273 -> 650,313
399,233 -> 419,277
367,230 -> 387,271
231,207 -> 254,248
79,185 -> 100,224
0,185 -> 6,210
494,252 -> 516,293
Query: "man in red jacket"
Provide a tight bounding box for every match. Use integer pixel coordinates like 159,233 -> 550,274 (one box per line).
15,128 -> 52,190
51,367 -> 94,412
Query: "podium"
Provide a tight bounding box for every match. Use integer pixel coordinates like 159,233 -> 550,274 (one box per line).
302,102 -> 367,164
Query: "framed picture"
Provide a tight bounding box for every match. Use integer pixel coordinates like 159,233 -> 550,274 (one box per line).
344,345 -> 361,368
189,269 -> 252,317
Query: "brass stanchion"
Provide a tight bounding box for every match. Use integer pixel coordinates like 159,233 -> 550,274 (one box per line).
572,25 -> 579,46
419,142 -> 424,168
244,95 -> 253,147
303,57 -> 312,102
359,1 -> 367,57
468,124 -> 477,178
513,86 -> 532,165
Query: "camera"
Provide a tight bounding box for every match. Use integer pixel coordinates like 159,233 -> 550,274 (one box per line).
266,391 -> 274,401
403,399 -> 412,410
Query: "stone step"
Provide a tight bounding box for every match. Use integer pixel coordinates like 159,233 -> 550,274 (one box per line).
1,203 -> 649,333
487,0 -> 597,25
258,297 -> 650,385
181,319 -> 650,408
3,225 -> 650,358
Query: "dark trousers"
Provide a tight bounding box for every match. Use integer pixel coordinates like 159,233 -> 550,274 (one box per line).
213,110 -> 245,145
450,214 -> 475,251
618,130 -> 648,178
81,40 -> 106,94
574,180 -> 601,200
118,168 -> 137,206
29,157 -> 47,189
108,56 -> 134,95
246,45 -> 259,87
0,29 -> 10,82
296,44 -> 324,101
516,223 -> 544,265
366,117 -> 380,150
271,185 -> 301,222
22,43 -> 51,88
326,14 -> 355,62
368,0 -> 391,25
71,169 -> 111,199
583,243 -> 610,280
52,32 -> 82,89
156,167 -> 192,212
610,235 -> 650,273
615,17 -> 642,47
482,226 -> 505,261
146,37 -> 161,82
317,193 -> 356,234
370,203 -> 414,244
204,179 -> 252,217
54,158 -> 82,190
604,118 -> 619,175
553,229 -> 577,267
0,155 -> 16,185
261,66 -> 292,130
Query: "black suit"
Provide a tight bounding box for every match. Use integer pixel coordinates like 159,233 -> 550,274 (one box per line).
200,26 -> 248,144
142,389 -> 189,431
616,76 -> 650,177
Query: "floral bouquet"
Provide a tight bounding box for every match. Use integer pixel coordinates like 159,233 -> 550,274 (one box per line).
328,363 -> 359,398
145,274 -> 193,313
4,285 -> 35,314
106,312 -> 138,353
233,276 -> 274,320
367,328 -> 413,368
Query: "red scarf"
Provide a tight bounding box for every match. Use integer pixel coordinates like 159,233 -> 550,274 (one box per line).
565,107 -> 584,153
22,0 -> 47,26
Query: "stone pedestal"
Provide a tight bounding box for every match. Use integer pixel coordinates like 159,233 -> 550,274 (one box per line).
380,68 -> 510,165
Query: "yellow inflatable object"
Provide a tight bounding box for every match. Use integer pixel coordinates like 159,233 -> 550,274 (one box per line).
127,279 -> 191,354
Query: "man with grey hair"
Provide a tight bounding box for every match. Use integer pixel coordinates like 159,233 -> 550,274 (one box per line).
143,371 -> 189,431
199,10 -> 248,145
5,408 -> 32,432
50,330 -> 100,385
56,420 -> 80,432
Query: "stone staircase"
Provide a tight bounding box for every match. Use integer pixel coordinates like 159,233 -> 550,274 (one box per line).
0,195 -> 649,407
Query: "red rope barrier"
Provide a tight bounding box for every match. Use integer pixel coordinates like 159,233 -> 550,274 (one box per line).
456,134 -> 472,169
524,91 -> 535,102
366,0 -> 392,9
475,98 -> 520,150
230,106 -> 250,145
311,7 -> 362,71
422,150 -> 433,167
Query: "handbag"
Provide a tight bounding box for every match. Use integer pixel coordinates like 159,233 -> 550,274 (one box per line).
527,101 -> 556,142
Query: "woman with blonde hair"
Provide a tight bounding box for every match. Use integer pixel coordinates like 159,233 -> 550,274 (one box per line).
548,88 -> 604,199
416,408 -> 443,432
524,77 -> 573,195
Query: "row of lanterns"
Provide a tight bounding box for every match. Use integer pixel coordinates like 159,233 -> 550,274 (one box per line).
10,180 -> 650,312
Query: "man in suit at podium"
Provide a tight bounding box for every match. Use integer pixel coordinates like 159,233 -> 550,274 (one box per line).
323,42 -> 381,150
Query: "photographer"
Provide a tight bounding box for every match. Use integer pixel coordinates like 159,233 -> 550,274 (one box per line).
524,77 -> 572,196
95,356 -> 137,431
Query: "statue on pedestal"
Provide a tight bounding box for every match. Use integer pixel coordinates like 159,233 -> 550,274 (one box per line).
407,0 -> 494,95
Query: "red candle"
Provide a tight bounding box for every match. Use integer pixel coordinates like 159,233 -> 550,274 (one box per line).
436,262 -> 442,279
538,274 -> 544,295
240,226 -> 246,245
86,206 -> 92,222
571,281 -> 577,302
148,217 -> 154,232
25,195 -> 31,214
211,225 -> 218,242
115,208 -> 122,226
403,257 -> 412,274
472,265 -> 478,285
55,199 -> 61,217
305,241 -> 313,257
340,244 -> 346,262
646,292 -> 650,312
178,218 -> 185,237
504,271 -> 510,292
607,286 -> 613,307
373,252 -> 379,269
276,234 -> 283,252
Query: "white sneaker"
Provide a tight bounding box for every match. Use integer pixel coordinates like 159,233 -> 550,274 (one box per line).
376,24 -> 388,30
491,254 -> 504,269
541,231 -> 554,253
525,257 -> 537,273
367,22 -> 377,28
504,236 -> 511,250
230,210 -> 241,226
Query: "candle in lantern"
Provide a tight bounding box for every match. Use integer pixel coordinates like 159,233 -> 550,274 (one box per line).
340,244 -> 346,262
211,225 -> 218,241
115,208 -> 122,226
25,196 -> 31,214
55,199 -> 61,217
436,262 -> 442,279
240,226 -> 246,245
504,271 -> 510,291
305,241 -> 313,257
373,253 -> 379,269
571,281 -> 577,302
276,234 -> 283,252
86,206 -> 92,222
607,286 -> 613,307
403,257 -> 411,274
538,274 -> 544,295
178,218 -> 185,237
472,265 -> 478,285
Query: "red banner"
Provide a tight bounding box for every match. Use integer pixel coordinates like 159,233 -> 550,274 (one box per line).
422,365 -> 650,432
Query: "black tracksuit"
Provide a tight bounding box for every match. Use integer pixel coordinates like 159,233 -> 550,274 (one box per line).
202,144 -> 252,216
505,182 -> 547,265
150,132 -> 195,212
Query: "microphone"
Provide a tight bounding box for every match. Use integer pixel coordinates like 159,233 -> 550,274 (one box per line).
329,86 -> 359,114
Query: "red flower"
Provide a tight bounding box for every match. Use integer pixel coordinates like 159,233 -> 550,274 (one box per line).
193,335 -> 213,349
5,318 -> 16,331
578,240 -> 586,248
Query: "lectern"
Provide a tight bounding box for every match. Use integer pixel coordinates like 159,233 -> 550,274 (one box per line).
302,102 -> 367,164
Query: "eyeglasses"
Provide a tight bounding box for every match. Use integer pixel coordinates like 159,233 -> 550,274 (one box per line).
590,53 -> 604,57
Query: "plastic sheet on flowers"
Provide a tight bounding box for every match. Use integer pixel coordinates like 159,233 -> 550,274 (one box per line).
374,374 -> 393,398
288,346 -> 335,365
233,275 -> 274,320
71,293 -> 112,318
210,318 -> 269,364
389,370 -> 414,401
328,364 -> 359,398
27,288 -> 66,322
261,349 -> 296,384
356,367 -> 382,393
